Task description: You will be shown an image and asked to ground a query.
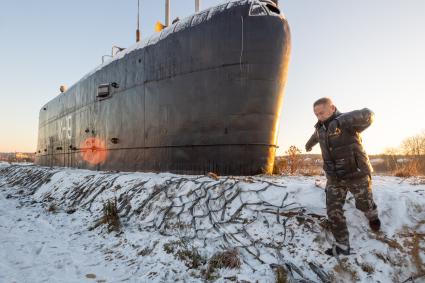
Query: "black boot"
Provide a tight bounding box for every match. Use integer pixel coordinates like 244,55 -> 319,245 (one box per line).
325,245 -> 350,256
369,218 -> 381,232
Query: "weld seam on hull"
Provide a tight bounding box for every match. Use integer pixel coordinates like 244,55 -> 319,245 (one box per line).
38,143 -> 278,157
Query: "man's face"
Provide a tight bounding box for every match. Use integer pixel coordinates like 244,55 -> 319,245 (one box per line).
314,103 -> 336,122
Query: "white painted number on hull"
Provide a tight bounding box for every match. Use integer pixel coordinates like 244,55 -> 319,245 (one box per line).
58,115 -> 72,140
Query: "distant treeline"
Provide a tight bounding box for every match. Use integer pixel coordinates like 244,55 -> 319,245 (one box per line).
274,153 -> 425,177
275,131 -> 425,177
0,152 -> 35,163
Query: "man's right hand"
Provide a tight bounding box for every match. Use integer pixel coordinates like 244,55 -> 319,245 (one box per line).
305,130 -> 319,152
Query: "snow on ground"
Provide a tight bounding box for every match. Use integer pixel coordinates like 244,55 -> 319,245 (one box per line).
0,164 -> 424,283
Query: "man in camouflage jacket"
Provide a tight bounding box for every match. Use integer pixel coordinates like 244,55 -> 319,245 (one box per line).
305,97 -> 381,256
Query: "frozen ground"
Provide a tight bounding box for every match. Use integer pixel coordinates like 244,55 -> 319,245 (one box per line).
0,162 -> 424,283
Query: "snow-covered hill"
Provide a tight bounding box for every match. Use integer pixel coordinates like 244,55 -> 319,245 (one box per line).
0,163 -> 424,283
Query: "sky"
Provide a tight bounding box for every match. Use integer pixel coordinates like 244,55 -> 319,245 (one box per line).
0,0 -> 424,155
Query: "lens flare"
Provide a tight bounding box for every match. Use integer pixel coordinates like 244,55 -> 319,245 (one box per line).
80,137 -> 107,165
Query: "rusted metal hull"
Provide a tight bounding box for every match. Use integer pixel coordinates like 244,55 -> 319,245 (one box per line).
35,0 -> 291,175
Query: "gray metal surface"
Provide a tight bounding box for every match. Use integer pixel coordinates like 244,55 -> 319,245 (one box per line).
35,0 -> 291,175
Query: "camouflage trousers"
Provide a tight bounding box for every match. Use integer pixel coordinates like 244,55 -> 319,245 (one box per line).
326,174 -> 378,249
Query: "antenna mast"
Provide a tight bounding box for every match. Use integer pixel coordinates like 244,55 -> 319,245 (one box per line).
195,0 -> 201,12
165,0 -> 170,26
136,0 -> 141,42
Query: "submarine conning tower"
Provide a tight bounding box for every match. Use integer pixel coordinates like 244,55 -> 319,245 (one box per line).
35,0 -> 291,175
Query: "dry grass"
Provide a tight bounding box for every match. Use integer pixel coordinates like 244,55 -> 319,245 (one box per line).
332,258 -> 359,282
371,232 -> 404,251
47,203 -> 58,213
208,248 -> 241,269
411,177 -> 425,185
205,249 -> 241,280
299,167 -> 324,177
103,198 -> 121,232
411,233 -> 425,274
163,240 -> 205,269
66,207 -> 77,214
273,265 -> 288,283
207,172 -> 219,180
163,241 -> 176,254
85,273 -> 96,279
88,198 -> 121,232
358,261 -> 374,274
138,241 -> 159,256
176,248 -> 204,269
274,153 -> 323,176
393,161 -> 420,177
402,232 -> 425,275
374,251 -> 390,263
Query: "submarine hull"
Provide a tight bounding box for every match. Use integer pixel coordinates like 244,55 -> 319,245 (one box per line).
35,0 -> 291,175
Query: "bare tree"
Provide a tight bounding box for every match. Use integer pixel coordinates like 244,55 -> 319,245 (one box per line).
402,132 -> 425,156
384,147 -> 401,172
286,145 -> 302,175
398,131 -> 425,175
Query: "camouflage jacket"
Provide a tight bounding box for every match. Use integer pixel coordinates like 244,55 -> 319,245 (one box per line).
306,108 -> 374,179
